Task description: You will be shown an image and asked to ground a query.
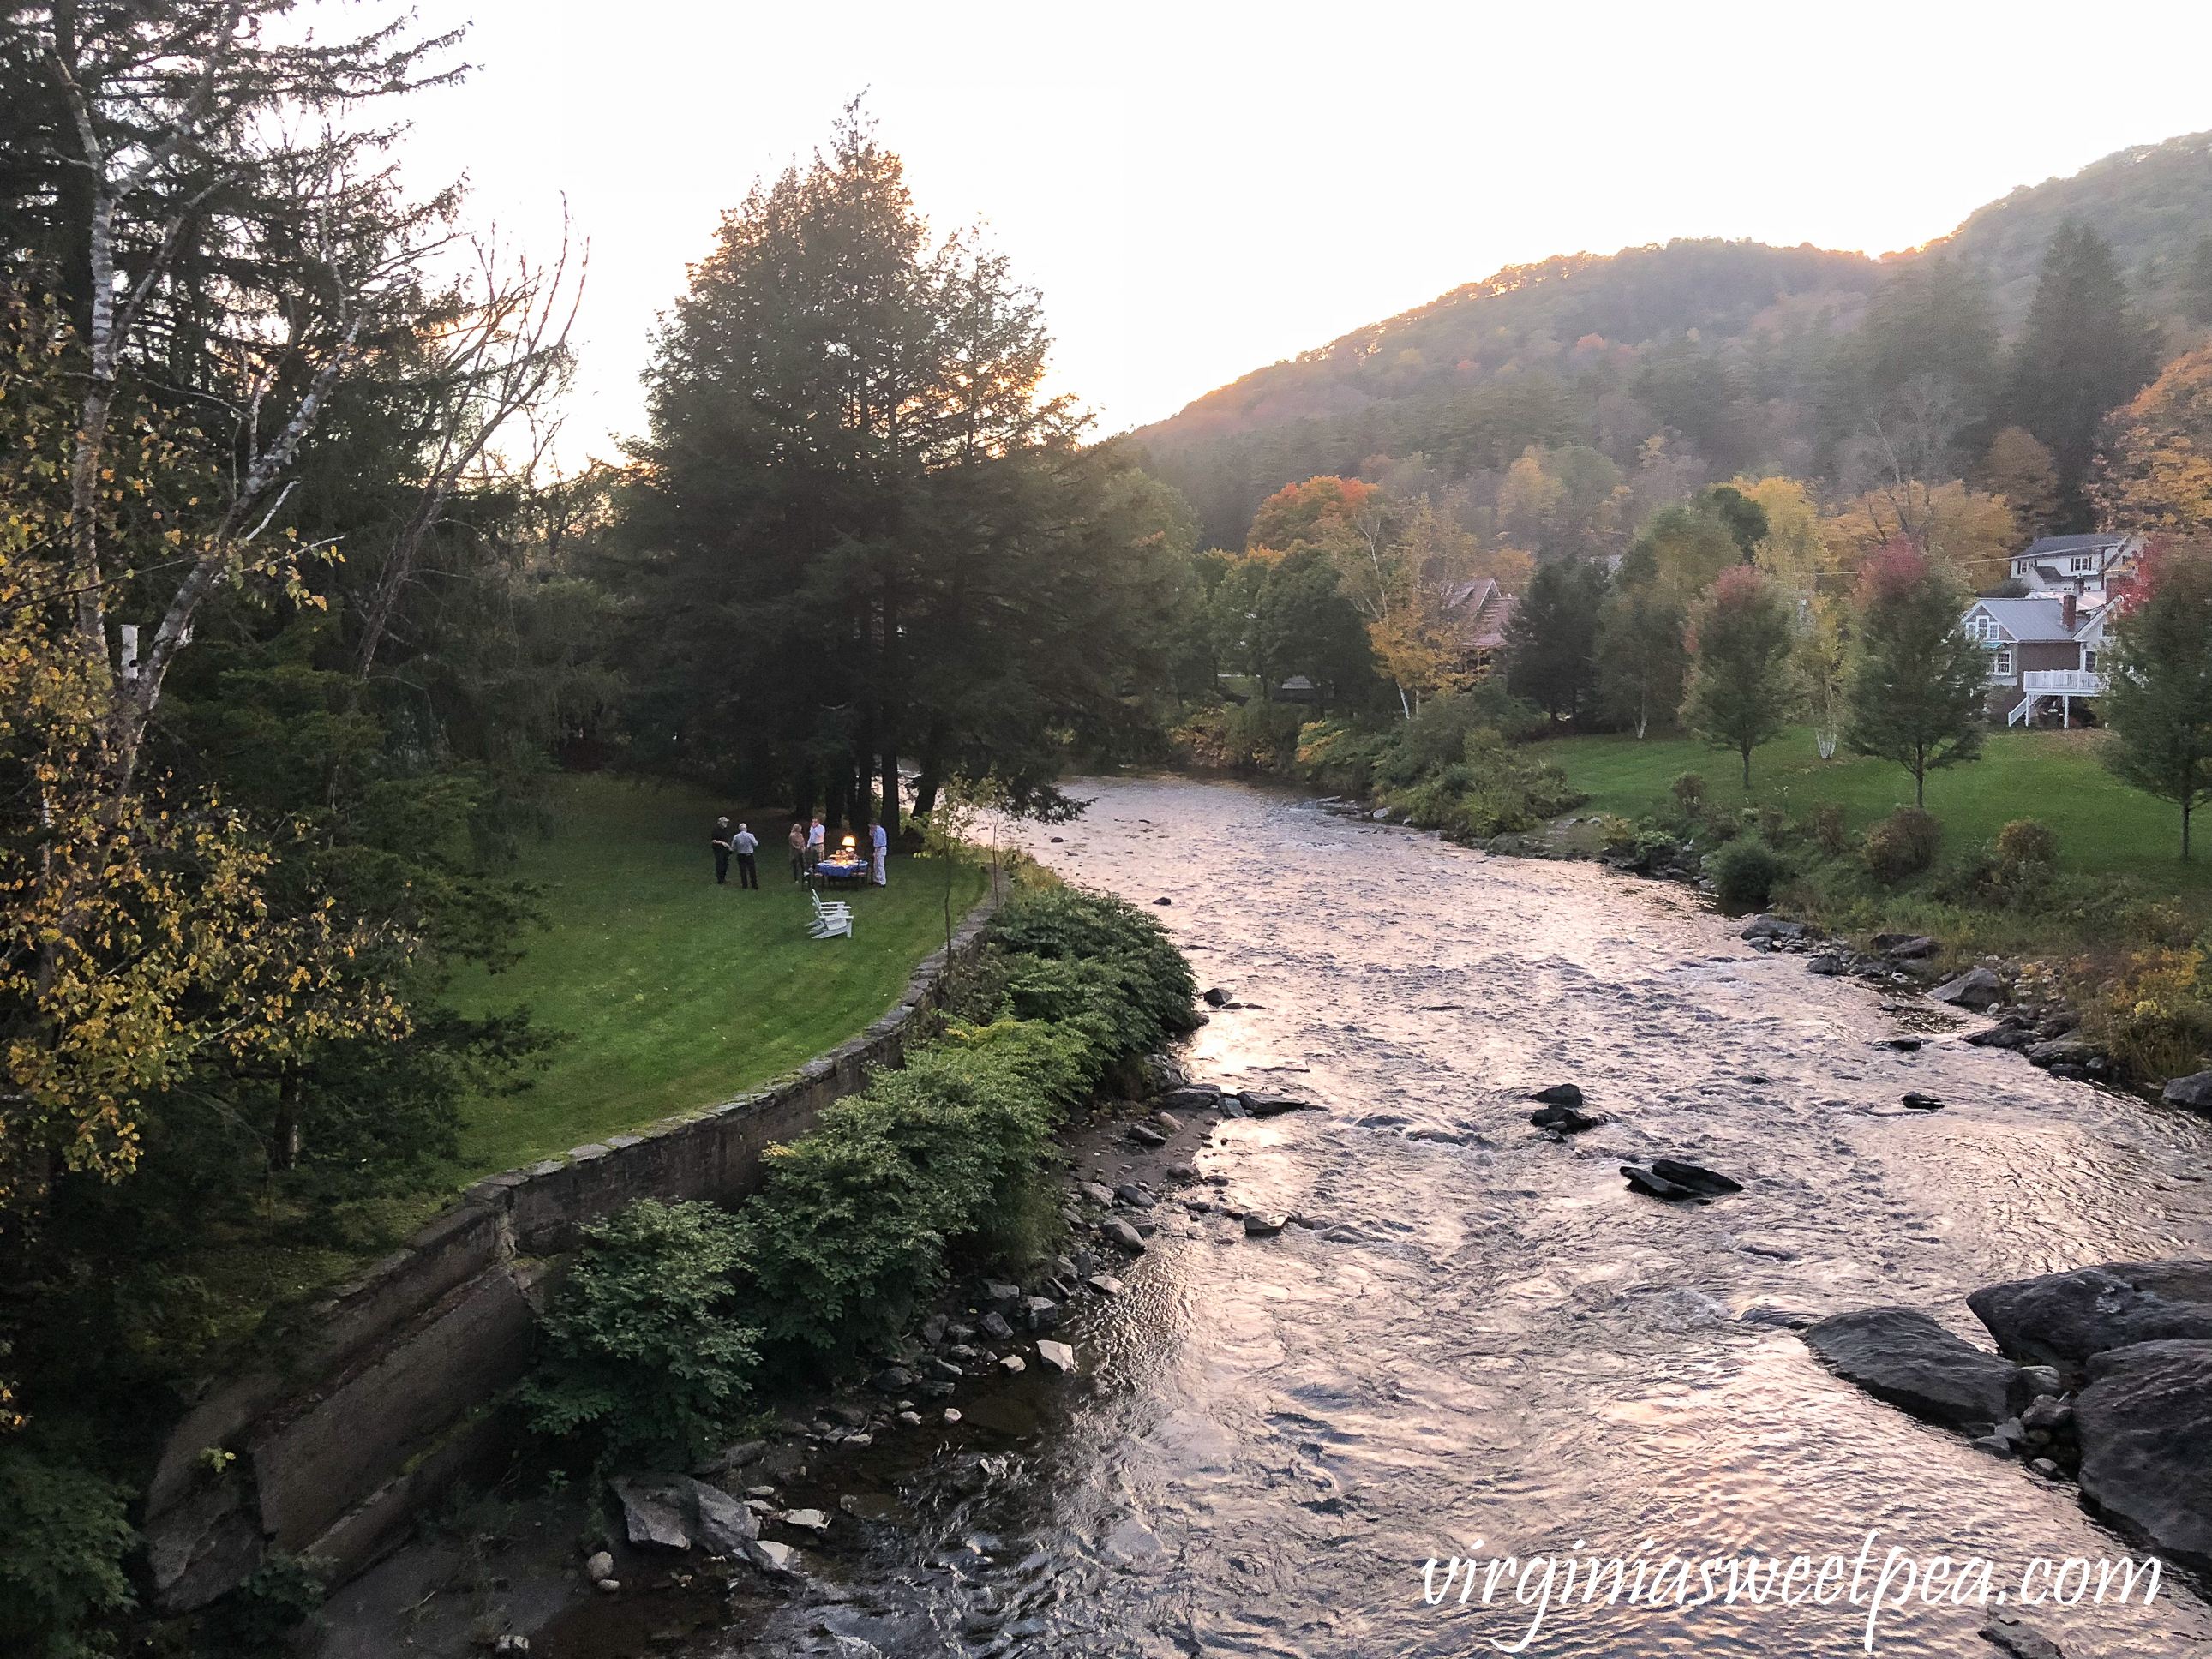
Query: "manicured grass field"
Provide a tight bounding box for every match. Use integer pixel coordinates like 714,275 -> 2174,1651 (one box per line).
1546,726 -> 2210,889
444,774 -> 987,1177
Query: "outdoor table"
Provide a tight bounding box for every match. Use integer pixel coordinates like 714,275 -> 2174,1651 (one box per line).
814,858 -> 869,887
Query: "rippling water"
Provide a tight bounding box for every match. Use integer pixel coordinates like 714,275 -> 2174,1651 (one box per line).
738,778 -> 2212,1659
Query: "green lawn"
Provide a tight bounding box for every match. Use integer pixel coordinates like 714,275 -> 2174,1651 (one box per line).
1547,725 -> 2210,889
444,774 -> 987,1177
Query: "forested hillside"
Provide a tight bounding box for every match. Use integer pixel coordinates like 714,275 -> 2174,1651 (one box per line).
1137,130 -> 2212,548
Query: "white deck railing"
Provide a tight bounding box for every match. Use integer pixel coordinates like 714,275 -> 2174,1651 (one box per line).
2022,669 -> 2105,694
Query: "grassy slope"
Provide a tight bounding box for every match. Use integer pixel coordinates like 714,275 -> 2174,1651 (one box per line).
1547,725 -> 2211,891
446,774 -> 987,1176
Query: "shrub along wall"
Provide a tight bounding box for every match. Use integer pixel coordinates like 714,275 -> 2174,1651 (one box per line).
136,887 -> 1010,1617
519,884 -> 1199,1469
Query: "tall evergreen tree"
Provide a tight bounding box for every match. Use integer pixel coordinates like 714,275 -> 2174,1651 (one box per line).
2003,223 -> 2160,529
2101,544 -> 2212,859
1503,559 -> 1606,723
617,108 -> 1184,828
1844,542 -> 1987,806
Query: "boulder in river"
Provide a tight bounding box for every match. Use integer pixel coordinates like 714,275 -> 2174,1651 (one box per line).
1741,915 -> 1807,942
2072,1338 -> 2212,1565
1620,1165 -> 1699,1201
2161,1069 -> 2212,1111
1648,1158 -> 1741,1195
1243,1093 -> 1319,1117
1202,987 -> 1231,1007
1807,953 -> 1849,976
1968,1259 -> 2212,1375
608,1474 -> 757,1554
1801,1308 -> 2024,1431
1528,1082 -> 1584,1106
1036,1339 -> 1077,1375
1243,1212 -> 1288,1237
1099,1217 -> 1146,1254
1931,966 -> 2005,1011
1874,932 -> 1939,960
1966,1024 -> 2036,1050
1530,1104 -> 1598,1133
1899,1091 -> 1945,1111
1128,1123 -> 1167,1147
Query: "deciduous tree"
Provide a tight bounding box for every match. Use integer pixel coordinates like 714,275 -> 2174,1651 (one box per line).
1681,566 -> 1795,788
1844,541 -> 1987,806
2101,543 -> 2212,858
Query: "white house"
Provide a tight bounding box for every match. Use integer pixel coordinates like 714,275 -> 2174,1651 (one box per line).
2006,531 -> 2143,603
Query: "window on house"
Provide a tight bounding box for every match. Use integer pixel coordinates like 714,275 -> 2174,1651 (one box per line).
2084,650 -> 2099,672
2071,555 -> 2096,572
1993,649 -> 2014,676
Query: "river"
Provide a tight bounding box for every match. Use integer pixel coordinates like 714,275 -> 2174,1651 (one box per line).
746,776 -> 2212,1659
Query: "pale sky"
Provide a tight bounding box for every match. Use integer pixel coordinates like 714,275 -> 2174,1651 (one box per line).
393,0 -> 2212,467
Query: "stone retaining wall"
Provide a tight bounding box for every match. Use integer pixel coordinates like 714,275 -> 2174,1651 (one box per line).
142,889 -> 1002,1612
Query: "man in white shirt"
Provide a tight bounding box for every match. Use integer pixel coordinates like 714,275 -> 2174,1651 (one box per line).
869,818 -> 889,886
732,823 -> 759,889
806,816 -> 825,871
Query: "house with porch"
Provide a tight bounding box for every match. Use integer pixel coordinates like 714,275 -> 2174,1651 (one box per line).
1960,592 -> 2107,727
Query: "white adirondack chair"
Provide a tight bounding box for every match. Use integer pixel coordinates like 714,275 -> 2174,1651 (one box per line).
809,889 -> 853,939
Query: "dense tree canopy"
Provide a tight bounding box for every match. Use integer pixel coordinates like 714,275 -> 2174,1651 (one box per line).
612,110 -> 1186,827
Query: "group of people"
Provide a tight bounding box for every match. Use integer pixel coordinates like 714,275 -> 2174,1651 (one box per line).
711,814 -> 889,888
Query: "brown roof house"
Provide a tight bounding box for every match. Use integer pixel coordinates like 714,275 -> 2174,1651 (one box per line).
1960,593 -> 2107,728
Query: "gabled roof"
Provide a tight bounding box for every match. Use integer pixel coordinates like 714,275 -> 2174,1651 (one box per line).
1443,577 -> 1514,651
1967,597 -> 2079,643
2019,531 -> 2137,559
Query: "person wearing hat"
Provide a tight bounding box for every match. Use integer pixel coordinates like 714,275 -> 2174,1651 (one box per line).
732,822 -> 760,889
710,817 -> 735,884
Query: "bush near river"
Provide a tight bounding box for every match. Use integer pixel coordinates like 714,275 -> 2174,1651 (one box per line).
519,882 -> 1197,1470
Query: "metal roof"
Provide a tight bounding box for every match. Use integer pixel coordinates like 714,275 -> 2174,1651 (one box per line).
1967,597 -> 2082,643
2019,532 -> 2132,559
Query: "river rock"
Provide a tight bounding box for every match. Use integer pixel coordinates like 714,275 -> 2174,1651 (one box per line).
1243,1212 -> 1288,1237
1088,1273 -> 1123,1295
2161,1069 -> 2212,1111
609,1475 -> 695,1548
1244,1093 -> 1318,1117
1128,1123 -> 1167,1147
978,1311 -> 1014,1341
1036,1339 -> 1076,1374
1099,1217 -> 1146,1253
1801,1308 -> 2023,1431
1079,1181 -> 1115,1206
1932,967 -> 2005,1010
1620,1165 -> 1699,1201
780,1507 -> 830,1534
1154,1111 -> 1183,1133
1023,1295 -> 1062,1331
2073,1339 -> 2212,1563
1874,932 -> 1939,959
2025,1037 -> 2096,1069
690,1479 -> 760,1554
1899,1090 -> 1945,1111
1113,1183 -> 1153,1207
1648,1159 -> 1741,1195
981,1281 -> 1022,1313
1741,915 -> 1807,942
1160,1085 -> 1223,1112
1807,953 -> 1849,975
998,1353 -> 1026,1374
1202,987 -> 1231,1006
584,1550 -> 614,1583
1530,1104 -> 1598,1133
1969,1259 -> 2212,1374
1965,1024 -> 2036,1050
1979,1616 -> 2066,1659
1528,1082 -> 1585,1106
921,1355 -> 962,1381
871,1366 -> 914,1394
743,1538 -> 801,1577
